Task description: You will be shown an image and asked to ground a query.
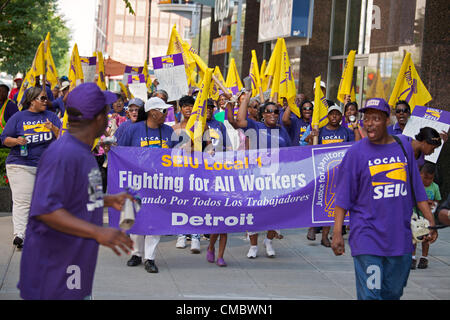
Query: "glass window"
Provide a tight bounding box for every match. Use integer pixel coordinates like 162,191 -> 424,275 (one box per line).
115,19 -> 124,35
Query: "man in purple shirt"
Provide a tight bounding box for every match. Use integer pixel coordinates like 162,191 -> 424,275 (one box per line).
387,100 -> 410,135
331,98 -> 437,300
18,83 -> 134,300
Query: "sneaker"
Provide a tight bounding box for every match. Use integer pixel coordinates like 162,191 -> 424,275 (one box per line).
411,259 -> 417,270
417,257 -> 428,269
264,238 -> 275,258
307,228 -> 316,241
206,248 -> 215,263
13,236 -> 24,249
247,245 -> 258,259
176,236 -> 186,249
127,255 -> 142,267
216,258 -> 227,267
144,259 -> 159,273
191,238 -> 200,254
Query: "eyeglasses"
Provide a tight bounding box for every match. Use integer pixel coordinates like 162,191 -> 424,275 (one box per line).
128,108 -> 139,113
154,108 -> 167,114
395,108 -> 409,114
264,109 -> 279,115
37,96 -> 48,102
302,106 -> 313,111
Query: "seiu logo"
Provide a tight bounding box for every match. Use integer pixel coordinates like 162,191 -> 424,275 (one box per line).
424,108 -> 441,121
368,157 -> 408,200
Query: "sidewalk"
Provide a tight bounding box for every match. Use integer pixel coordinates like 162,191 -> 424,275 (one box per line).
1,212 -> 449,300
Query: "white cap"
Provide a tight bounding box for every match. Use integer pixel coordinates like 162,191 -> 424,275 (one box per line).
144,96 -> 172,112
313,81 -> 327,90
327,103 -> 342,114
60,81 -> 70,91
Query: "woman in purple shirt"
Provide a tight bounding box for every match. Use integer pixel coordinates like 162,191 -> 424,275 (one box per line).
1,87 -> 61,249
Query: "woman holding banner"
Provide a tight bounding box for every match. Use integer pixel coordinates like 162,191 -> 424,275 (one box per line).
118,96 -> 175,274
234,91 -> 292,259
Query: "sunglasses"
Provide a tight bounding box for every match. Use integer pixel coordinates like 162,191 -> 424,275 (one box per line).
302,106 -> 313,111
154,108 -> 167,114
37,96 -> 48,102
128,108 -> 139,113
395,108 -> 409,114
264,109 -> 279,115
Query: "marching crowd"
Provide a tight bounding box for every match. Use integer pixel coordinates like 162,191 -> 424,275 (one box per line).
0,74 -> 449,300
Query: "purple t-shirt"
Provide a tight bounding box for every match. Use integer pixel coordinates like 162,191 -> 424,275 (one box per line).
244,118 -> 292,150
0,110 -> 61,166
117,121 -> 176,148
335,135 -> 428,257
318,125 -> 354,145
18,133 -> 104,300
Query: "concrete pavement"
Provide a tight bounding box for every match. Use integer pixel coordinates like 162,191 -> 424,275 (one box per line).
1,212 -> 450,300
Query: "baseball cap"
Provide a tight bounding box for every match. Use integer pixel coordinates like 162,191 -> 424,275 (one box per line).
66,83 -> 117,120
60,81 -> 70,91
128,97 -> 145,108
359,98 -> 390,116
144,96 -> 172,112
327,103 -> 342,115
206,98 -> 215,107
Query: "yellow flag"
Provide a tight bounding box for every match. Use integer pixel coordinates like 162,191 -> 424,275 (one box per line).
119,82 -> 132,99
264,38 -> 282,78
225,58 -> 243,95
337,50 -> 356,103
250,50 -> 262,98
185,68 -> 213,151
68,44 -> 84,91
44,32 -> 59,89
143,60 -> 152,91
260,59 -> 268,92
312,76 -> 329,129
210,66 -> 226,100
95,51 -> 107,90
17,69 -> 36,111
388,52 -> 431,112
32,41 -> 45,77
278,38 -> 300,117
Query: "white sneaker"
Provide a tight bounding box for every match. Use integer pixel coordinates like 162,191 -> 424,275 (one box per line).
176,236 -> 186,249
264,238 -> 275,258
190,238 -> 200,254
247,245 -> 258,259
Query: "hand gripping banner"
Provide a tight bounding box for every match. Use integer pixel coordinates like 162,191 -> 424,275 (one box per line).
108,144 -> 352,235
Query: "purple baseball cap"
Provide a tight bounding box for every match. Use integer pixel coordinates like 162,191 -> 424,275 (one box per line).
66,83 -> 118,120
359,98 -> 390,116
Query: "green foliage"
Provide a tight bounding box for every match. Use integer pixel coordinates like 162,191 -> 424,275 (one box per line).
0,0 -> 71,75
0,148 -> 9,186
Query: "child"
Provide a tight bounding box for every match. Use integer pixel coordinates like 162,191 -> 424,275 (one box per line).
412,162 -> 441,269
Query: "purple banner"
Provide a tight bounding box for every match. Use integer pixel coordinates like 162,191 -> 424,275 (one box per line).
108,144 -> 352,235
127,74 -> 145,84
124,66 -> 144,74
152,53 -> 185,70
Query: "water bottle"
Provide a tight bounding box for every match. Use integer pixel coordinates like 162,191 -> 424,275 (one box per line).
20,136 -> 28,157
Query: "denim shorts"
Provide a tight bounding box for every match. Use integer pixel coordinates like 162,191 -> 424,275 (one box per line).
353,254 -> 412,300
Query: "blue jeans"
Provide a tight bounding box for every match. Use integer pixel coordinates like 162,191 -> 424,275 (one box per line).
353,254 -> 412,300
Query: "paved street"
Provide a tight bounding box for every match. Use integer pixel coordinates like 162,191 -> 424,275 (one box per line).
1,212 -> 450,300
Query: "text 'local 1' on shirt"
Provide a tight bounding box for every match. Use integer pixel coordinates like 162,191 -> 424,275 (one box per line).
318,125 -> 355,145
117,121 -> 176,149
18,133 -> 105,300
335,134 -> 428,257
244,118 -> 292,150
0,110 -> 61,167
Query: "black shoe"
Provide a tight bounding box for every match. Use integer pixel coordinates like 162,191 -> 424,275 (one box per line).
144,259 -> 159,273
411,259 -> 417,270
13,236 -> 23,249
127,255 -> 142,267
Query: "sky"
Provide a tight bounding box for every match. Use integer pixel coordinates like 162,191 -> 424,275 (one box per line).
57,0 -> 97,57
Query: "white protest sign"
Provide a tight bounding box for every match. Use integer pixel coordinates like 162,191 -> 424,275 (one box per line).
127,74 -> 148,102
152,53 -> 189,102
80,56 -> 97,83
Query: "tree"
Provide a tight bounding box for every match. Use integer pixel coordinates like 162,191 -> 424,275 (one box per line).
0,0 -> 70,76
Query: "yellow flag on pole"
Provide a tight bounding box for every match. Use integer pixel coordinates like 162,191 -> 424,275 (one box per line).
210,66 -> 226,100
17,69 -> 36,111
68,44 -> 84,91
337,50 -> 356,103
225,58 -> 243,95
366,69 -> 386,100
250,50 -> 262,98
185,68 -> 213,151
388,52 -> 431,112
95,51 -> 107,90
260,59 -> 268,92
278,38 -> 300,117
312,76 -> 329,129
44,33 -> 59,89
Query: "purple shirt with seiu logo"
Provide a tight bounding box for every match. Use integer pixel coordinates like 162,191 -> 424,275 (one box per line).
1,110 -> 61,167
335,134 -> 427,257
18,133 -> 104,300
